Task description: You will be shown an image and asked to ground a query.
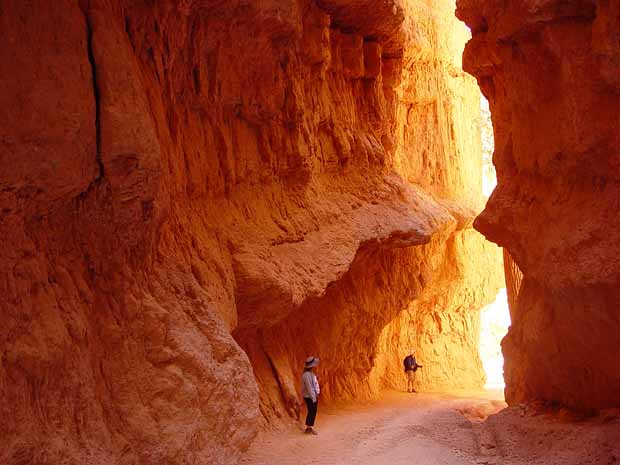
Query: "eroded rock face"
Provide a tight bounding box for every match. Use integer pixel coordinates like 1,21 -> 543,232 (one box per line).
234,0 -> 503,424
457,0 -> 620,411
1,0 -> 501,463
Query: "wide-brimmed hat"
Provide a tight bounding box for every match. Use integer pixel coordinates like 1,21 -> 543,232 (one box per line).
304,356 -> 319,368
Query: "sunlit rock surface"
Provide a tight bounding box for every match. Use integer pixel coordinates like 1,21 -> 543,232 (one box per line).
458,0 -> 620,412
236,0 -> 503,424
0,0 -> 501,463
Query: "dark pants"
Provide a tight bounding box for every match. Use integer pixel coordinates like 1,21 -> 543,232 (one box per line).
304,397 -> 318,427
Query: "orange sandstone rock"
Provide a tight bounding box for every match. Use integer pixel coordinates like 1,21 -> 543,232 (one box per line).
458,0 -> 620,412
235,0 -> 503,423
0,0 -> 501,463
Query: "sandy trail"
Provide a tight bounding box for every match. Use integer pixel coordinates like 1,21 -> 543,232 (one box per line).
241,390 -> 506,465
241,390 -> 620,465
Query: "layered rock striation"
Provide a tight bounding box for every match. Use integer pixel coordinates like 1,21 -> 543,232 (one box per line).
1,0 -> 501,463
458,0 -> 620,412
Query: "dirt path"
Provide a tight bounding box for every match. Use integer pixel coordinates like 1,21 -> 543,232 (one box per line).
241,390 -> 506,465
241,390 -> 620,465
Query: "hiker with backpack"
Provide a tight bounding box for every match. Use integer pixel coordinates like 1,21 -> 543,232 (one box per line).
301,356 -> 321,435
403,350 -> 423,393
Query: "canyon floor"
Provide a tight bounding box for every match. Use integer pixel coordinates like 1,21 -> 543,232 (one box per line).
241,390 -> 620,465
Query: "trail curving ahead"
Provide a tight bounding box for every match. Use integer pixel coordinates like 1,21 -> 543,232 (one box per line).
241,390 -> 620,465
241,391 -> 506,465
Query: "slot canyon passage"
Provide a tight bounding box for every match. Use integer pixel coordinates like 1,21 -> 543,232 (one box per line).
1,0 -> 620,464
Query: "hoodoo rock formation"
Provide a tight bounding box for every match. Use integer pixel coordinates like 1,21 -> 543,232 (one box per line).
458,0 -> 620,412
1,0 -> 502,464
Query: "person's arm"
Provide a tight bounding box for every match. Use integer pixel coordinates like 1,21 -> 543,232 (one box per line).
313,374 -> 320,399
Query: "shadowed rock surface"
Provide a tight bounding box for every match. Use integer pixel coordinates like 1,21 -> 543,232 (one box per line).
458,0 -> 620,412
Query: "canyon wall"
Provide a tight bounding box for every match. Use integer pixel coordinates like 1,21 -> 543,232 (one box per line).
0,0 -> 500,463
457,0 -> 620,412
236,0 -> 503,425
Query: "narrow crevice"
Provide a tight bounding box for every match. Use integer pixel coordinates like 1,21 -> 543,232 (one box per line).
264,352 -> 287,406
263,350 -> 299,419
82,6 -> 105,183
